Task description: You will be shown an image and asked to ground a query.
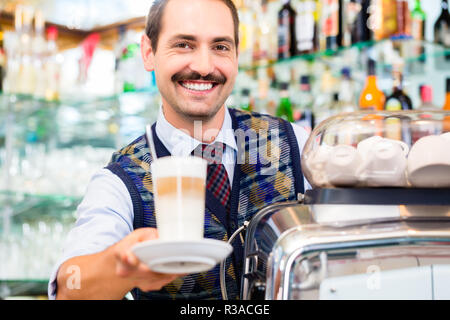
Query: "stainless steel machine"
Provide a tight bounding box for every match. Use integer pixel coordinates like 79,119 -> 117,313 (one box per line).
240,188 -> 450,300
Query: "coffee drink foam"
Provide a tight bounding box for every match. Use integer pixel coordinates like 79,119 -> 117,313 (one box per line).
152,156 -> 207,179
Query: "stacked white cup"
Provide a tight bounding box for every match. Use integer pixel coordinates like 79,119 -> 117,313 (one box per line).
407,133 -> 450,188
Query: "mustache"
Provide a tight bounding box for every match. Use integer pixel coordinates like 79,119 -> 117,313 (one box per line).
172,70 -> 226,84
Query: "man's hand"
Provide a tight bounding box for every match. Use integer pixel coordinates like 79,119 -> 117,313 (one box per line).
112,228 -> 183,292
56,227 -> 185,299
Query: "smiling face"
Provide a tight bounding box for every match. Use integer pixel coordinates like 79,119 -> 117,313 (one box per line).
141,0 -> 239,124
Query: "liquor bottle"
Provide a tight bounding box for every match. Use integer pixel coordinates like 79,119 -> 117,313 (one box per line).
253,0 -> 272,65
348,0 -> 372,44
337,0 -> 344,47
334,74 -> 358,144
265,73 -> 279,116
434,0 -> 450,46
410,0 -> 426,61
411,0 -> 426,41
278,0 -> 297,59
238,0 -> 255,67
264,0 -> 281,62
395,0 -> 411,37
33,9 -> 47,99
384,67 -> 413,111
114,25 -> 126,94
240,88 -> 254,112
45,26 -> 61,101
294,105 -> 315,133
292,75 -> 313,111
292,75 -> 315,132
4,5 -> 23,94
18,5 -> 36,95
329,92 -> 340,115
445,78 -> 450,110
444,78 -> 450,132
374,0 -> 398,40
337,67 -> 357,112
319,0 -> 340,51
418,85 -> 437,109
383,66 -> 412,143
276,82 -> 295,122
256,67 -> 270,113
341,0 -> 352,46
295,0 -> 318,54
114,29 -> 149,92
0,23 -> 5,92
314,65 -> 335,124
341,0 -> 367,46
411,84 -> 438,143
359,59 -> 385,111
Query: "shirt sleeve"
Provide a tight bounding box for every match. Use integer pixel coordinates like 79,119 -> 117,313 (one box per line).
290,123 -> 313,191
47,168 -> 134,299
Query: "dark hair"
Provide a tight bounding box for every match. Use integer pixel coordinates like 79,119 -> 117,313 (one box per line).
145,0 -> 239,52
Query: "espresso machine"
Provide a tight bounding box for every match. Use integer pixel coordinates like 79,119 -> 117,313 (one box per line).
235,111 -> 450,300
240,188 -> 450,300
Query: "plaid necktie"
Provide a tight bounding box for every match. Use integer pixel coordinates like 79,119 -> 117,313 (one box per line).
192,142 -> 231,208
193,142 -> 237,296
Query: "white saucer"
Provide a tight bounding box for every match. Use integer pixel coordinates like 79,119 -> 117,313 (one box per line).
131,238 -> 233,274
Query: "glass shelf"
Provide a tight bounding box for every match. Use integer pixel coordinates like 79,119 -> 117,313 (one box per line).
0,280 -> 49,298
0,191 -> 79,230
238,39 -> 450,73
0,89 -> 160,200
0,87 -> 158,105
0,88 -> 160,125
238,40 -> 376,71
0,191 -> 81,210
0,191 -> 78,288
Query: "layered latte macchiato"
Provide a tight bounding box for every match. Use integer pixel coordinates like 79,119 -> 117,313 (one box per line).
151,157 -> 207,241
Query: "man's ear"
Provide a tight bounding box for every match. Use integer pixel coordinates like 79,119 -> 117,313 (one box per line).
141,34 -> 155,72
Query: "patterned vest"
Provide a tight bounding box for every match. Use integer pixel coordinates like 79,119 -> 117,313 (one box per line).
106,108 -> 304,300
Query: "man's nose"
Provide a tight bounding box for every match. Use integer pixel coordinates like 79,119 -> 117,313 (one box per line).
189,46 -> 214,77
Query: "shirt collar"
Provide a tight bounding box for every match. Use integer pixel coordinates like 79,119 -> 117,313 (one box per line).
155,106 -> 237,157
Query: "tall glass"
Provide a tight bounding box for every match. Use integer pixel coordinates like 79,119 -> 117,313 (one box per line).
151,156 -> 207,241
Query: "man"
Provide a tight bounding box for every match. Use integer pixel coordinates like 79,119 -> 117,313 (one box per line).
49,0 -> 310,300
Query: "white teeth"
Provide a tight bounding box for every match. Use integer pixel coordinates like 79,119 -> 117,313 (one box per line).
181,82 -> 214,91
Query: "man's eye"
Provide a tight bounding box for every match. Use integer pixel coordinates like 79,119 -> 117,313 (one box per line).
215,44 -> 230,51
175,43 -> 191,49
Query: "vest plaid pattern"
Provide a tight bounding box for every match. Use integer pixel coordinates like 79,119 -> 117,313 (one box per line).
107,108 -> 304,300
